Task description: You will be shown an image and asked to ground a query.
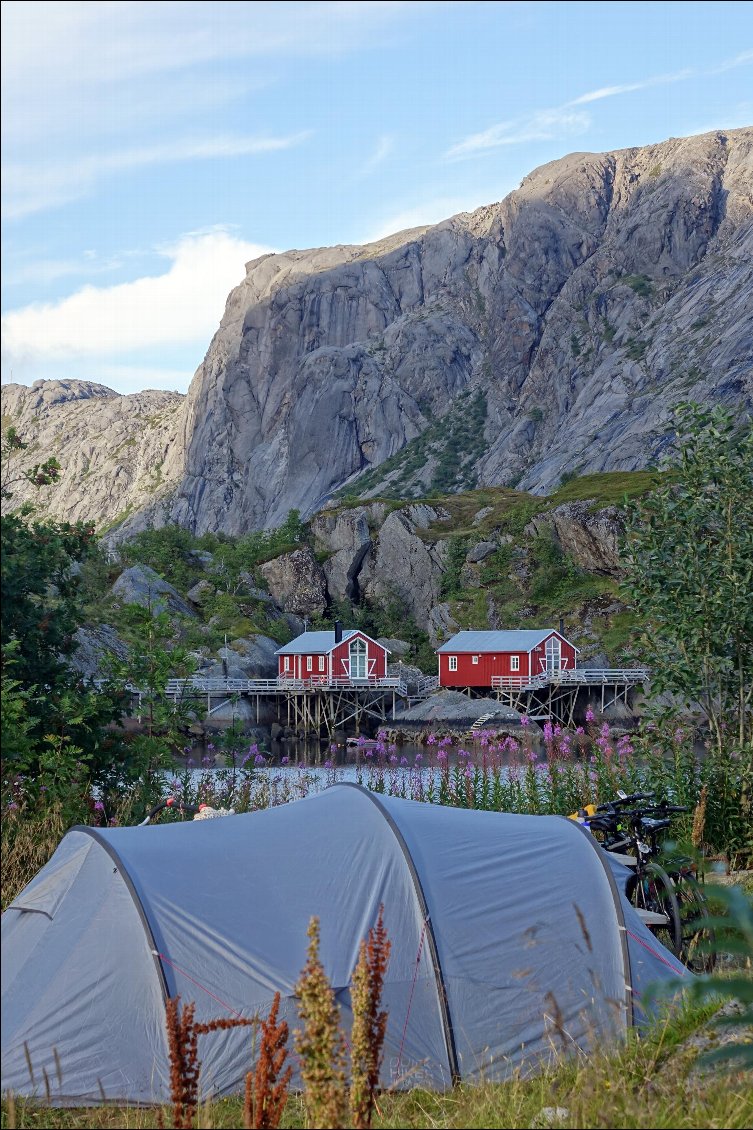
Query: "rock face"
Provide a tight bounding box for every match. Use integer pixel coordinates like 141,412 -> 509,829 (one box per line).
3,130 -> 751,537
525,502 -> 624,575
111,565 -> 197,618
69,624 -> 130,680
359,504 -> 451,628
258,546 -> 327,618
0,381 -> 184,534
309,506 -> 379,602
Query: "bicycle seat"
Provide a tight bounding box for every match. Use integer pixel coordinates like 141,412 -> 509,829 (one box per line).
639,816 -> 671,832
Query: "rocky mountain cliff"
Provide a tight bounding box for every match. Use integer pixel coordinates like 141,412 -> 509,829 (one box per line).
3,128 -> 751,536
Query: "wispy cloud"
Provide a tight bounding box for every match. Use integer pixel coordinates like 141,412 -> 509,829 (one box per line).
4,133 -> 311,220
445,47 -> 753,160
446,109 -> 591,159
682,101 -> 753,138
359,135 -> 395,177
570,69 -> 692,105
710,48 -> 753,74
1,229 -> 275,366
1,1 -> 431,216
5,252 -> 126,288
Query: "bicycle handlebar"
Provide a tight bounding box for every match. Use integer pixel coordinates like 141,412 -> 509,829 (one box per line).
138,797 -> 202,826
596,791 -> 655,812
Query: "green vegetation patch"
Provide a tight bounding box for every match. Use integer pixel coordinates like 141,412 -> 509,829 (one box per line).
338,389 -> 488,501
546,469 -> 665,508
623,273 -> 654,298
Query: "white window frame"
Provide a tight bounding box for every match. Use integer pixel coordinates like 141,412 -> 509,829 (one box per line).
284,656 -> 291,672
472,655 -> 479,665
448,656 -> 458,672
306,656 -> 312,672
545,636 -> 561,673
318,655 -> 325,672
349,638 -> 367,680
511,655 -> 520,672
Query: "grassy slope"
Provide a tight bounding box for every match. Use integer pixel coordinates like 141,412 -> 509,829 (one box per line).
332,470 -> 665,661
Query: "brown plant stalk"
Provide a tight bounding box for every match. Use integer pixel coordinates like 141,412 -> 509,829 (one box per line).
163,997 -> 254,1130
349,905 -> 392,1130
244,991 -> 293,1130
692,784 -> 708,851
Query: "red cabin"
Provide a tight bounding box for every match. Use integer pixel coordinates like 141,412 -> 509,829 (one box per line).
275,627 -> 389,684
436,629 -> 579,688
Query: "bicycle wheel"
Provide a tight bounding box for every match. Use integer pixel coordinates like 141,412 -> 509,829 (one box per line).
627,862 -> 682,956
673,872 -> 716,973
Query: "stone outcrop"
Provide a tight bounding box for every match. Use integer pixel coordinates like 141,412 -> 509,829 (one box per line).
111,564 -> 197,618
359,504 -> 452,631
3,129 -> 751,539
258,546 -> 327,618
69,624 -> 130,680
1,380 -> 184,536
309,505 -> 381,602
524,502 -> 624,575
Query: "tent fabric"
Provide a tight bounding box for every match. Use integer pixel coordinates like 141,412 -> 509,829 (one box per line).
1,784 -> 690,1106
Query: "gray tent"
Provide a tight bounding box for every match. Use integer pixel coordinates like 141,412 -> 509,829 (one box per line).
1,784 -> 690,1105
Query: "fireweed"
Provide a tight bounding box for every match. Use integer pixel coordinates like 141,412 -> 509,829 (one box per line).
5,718 -> 749,906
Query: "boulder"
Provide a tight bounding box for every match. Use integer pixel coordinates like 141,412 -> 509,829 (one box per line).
186,579 -> 215,605
111,564 -> 197,618
259,547 -> 327,618
525,502 -> 624,575
69,624 -> 129,680
230,635 -> 280,677
394,690 -> 528,729
310,506 -> 377,603
361,504 -> 451,640
466,540 -> 497,564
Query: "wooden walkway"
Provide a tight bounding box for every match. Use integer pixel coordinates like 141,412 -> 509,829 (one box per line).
132,673 -> 442,738
490,668 -> 650,727
119,668 -> 648,735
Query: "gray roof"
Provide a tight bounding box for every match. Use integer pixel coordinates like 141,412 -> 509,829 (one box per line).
276,630 -> 389,655
436,629 -> 578,653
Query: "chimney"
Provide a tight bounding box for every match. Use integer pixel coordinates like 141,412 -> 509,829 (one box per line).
559,617 -> 564,636
334,619 -> 343,644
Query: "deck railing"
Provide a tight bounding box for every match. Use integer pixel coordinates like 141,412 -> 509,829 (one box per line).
163,675 -> 413,697
491,668 -> 649,691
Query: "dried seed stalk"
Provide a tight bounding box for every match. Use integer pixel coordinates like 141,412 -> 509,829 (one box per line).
294,917 -> 348,1130
244,991 -> 292,1129
350,905 -> 391,1130
164,997 -> 253,1130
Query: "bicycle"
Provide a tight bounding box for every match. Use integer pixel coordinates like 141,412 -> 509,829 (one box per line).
570,791 -> 715,971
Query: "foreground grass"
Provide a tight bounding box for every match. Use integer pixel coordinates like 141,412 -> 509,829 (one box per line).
3,999 -> 751,1130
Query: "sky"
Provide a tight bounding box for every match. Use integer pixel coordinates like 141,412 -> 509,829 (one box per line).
2,1 -> 751,397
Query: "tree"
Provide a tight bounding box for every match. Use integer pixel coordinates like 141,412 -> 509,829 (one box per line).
623,403 -> 753,755
106,601 -> 198,807
1,429 -> 125,812
1,426 -> 62,500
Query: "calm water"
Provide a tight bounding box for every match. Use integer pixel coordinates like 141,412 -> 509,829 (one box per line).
165,733 -> 571,809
